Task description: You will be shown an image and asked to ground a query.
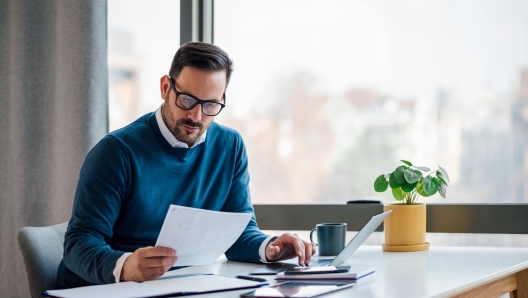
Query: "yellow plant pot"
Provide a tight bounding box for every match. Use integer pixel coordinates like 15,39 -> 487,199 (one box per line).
382,203 -> 430,252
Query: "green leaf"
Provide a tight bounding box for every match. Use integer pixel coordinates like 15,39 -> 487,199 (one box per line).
416,181 -> 431,197
438,166 -> 450,183
400,160 -> 413,166
392,187 -> 406,201
374,175 -> 389,192
423,176 -> 440,196
416,166 -> 430,171
389,172 -> 401,189
403,168 -> 422,184
437,175 -> 448,187
438,183 -> 447,198
401,181 -> 418,192
394,166 -> 407,184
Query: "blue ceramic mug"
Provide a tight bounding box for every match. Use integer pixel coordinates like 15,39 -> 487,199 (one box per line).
310,223 -> 347,256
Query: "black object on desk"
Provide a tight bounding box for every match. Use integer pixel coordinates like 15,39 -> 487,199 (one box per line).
236,275 -> 268,282
168,265 -> 190,271
347,199 -> 382,204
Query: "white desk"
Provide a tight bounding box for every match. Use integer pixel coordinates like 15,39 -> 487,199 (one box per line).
161,246 -> 528,298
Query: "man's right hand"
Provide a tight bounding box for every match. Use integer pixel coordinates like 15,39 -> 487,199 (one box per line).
121,246 -> 177,282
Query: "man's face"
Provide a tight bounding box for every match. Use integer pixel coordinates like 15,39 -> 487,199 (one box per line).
159,67 -> 227,147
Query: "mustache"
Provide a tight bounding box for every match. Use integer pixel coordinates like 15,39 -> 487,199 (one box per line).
177,119 -> 203,129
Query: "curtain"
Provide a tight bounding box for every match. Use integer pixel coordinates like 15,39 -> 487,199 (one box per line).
0,1 -> 108,296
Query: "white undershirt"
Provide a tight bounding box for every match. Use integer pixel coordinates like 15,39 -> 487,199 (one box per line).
112,106 -> 275,282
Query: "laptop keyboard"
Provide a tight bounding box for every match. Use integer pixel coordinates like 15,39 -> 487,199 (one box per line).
308,258 -> 333,267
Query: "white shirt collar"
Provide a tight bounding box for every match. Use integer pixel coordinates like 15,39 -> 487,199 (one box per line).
155,104 -> 207,148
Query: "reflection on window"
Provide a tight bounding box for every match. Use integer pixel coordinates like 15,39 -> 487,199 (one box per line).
215,0 -> 528,204
108,0 -> 180,132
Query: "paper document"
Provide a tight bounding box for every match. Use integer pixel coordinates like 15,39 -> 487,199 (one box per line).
45,274 -> 267,298
155,205 -> 252,266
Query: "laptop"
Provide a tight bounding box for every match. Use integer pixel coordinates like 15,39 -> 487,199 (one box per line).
249,210 -> 392,275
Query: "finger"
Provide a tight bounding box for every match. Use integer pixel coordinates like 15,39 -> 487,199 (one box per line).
143,256 -> 177,268
144,246 -> 177,258
266,244 -> 281,255
304,241 -> 313,265
274,245 -> 281,254
144,265 -> 171,281
290,238 -> 305,266
265,245 -> 282,261
311,242 -> 317,255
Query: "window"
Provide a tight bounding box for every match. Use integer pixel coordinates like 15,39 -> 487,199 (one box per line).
108,0 -> 180,132
214,0 -> 528,204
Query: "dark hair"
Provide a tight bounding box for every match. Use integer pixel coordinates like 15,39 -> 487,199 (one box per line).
168,42 -> 234,87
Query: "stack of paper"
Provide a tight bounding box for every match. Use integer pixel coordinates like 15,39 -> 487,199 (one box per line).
275,267 -> 375,281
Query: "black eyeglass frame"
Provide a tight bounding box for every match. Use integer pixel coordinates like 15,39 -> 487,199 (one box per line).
168,77 -> 226,116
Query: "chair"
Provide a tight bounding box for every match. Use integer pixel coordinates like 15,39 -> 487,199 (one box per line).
18,222 -> 68,298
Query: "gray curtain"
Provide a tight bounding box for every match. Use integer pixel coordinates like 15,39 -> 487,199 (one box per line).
0,1 -> 108,296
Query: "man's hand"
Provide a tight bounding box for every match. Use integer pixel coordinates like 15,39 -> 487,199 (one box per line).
265,233 -> 316,266
121,246 -> 177,282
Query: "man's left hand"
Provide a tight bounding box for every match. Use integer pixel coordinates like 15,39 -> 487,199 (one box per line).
265,233 -> 316,266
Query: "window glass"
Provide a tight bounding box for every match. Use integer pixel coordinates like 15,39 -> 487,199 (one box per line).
108,0 -> 180,132
214,0 -> 528,204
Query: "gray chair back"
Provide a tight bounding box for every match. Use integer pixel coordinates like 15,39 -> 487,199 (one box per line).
18,222 -> 68,298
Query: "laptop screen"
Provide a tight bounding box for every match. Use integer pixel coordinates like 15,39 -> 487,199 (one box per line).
330,210 -> 392,266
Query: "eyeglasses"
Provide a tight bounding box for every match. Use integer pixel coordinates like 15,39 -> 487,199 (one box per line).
169,77 -> 226,116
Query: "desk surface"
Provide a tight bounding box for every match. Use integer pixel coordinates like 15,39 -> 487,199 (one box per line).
161,246 -> 528,298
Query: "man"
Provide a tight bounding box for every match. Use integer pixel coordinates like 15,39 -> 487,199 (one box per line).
57,42 -> 316,288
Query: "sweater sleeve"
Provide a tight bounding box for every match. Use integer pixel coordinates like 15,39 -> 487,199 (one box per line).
63,136 -> 129,284
223,135 -> 269,263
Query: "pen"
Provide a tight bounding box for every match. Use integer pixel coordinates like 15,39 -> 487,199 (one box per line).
236,275 -> 268,282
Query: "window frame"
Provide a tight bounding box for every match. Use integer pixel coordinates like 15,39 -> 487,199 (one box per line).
180,0 -> 214,45
253,204 -> 528,233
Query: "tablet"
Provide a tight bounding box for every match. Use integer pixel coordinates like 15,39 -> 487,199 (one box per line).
239,281 -> 354,298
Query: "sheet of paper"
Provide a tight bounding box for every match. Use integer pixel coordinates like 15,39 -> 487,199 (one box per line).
155,205 -> 252,266
45,282 -> 172,298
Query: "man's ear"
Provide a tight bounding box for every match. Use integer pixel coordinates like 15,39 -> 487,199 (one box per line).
160,75 -> 171,100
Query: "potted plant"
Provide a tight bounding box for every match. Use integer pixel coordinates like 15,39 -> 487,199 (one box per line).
374,160 -> 449,252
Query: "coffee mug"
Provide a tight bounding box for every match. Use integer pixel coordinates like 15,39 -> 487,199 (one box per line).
310,223 -> 347,256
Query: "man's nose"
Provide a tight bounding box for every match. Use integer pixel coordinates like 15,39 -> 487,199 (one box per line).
187,104 -> 202,122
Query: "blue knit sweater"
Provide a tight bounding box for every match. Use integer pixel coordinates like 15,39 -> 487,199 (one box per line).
58,112 -> 268,287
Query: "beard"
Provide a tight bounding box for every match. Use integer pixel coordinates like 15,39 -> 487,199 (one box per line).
171,118 -> 205,146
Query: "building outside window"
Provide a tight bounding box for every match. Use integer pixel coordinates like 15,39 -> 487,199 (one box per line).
214,0 -> 528,205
